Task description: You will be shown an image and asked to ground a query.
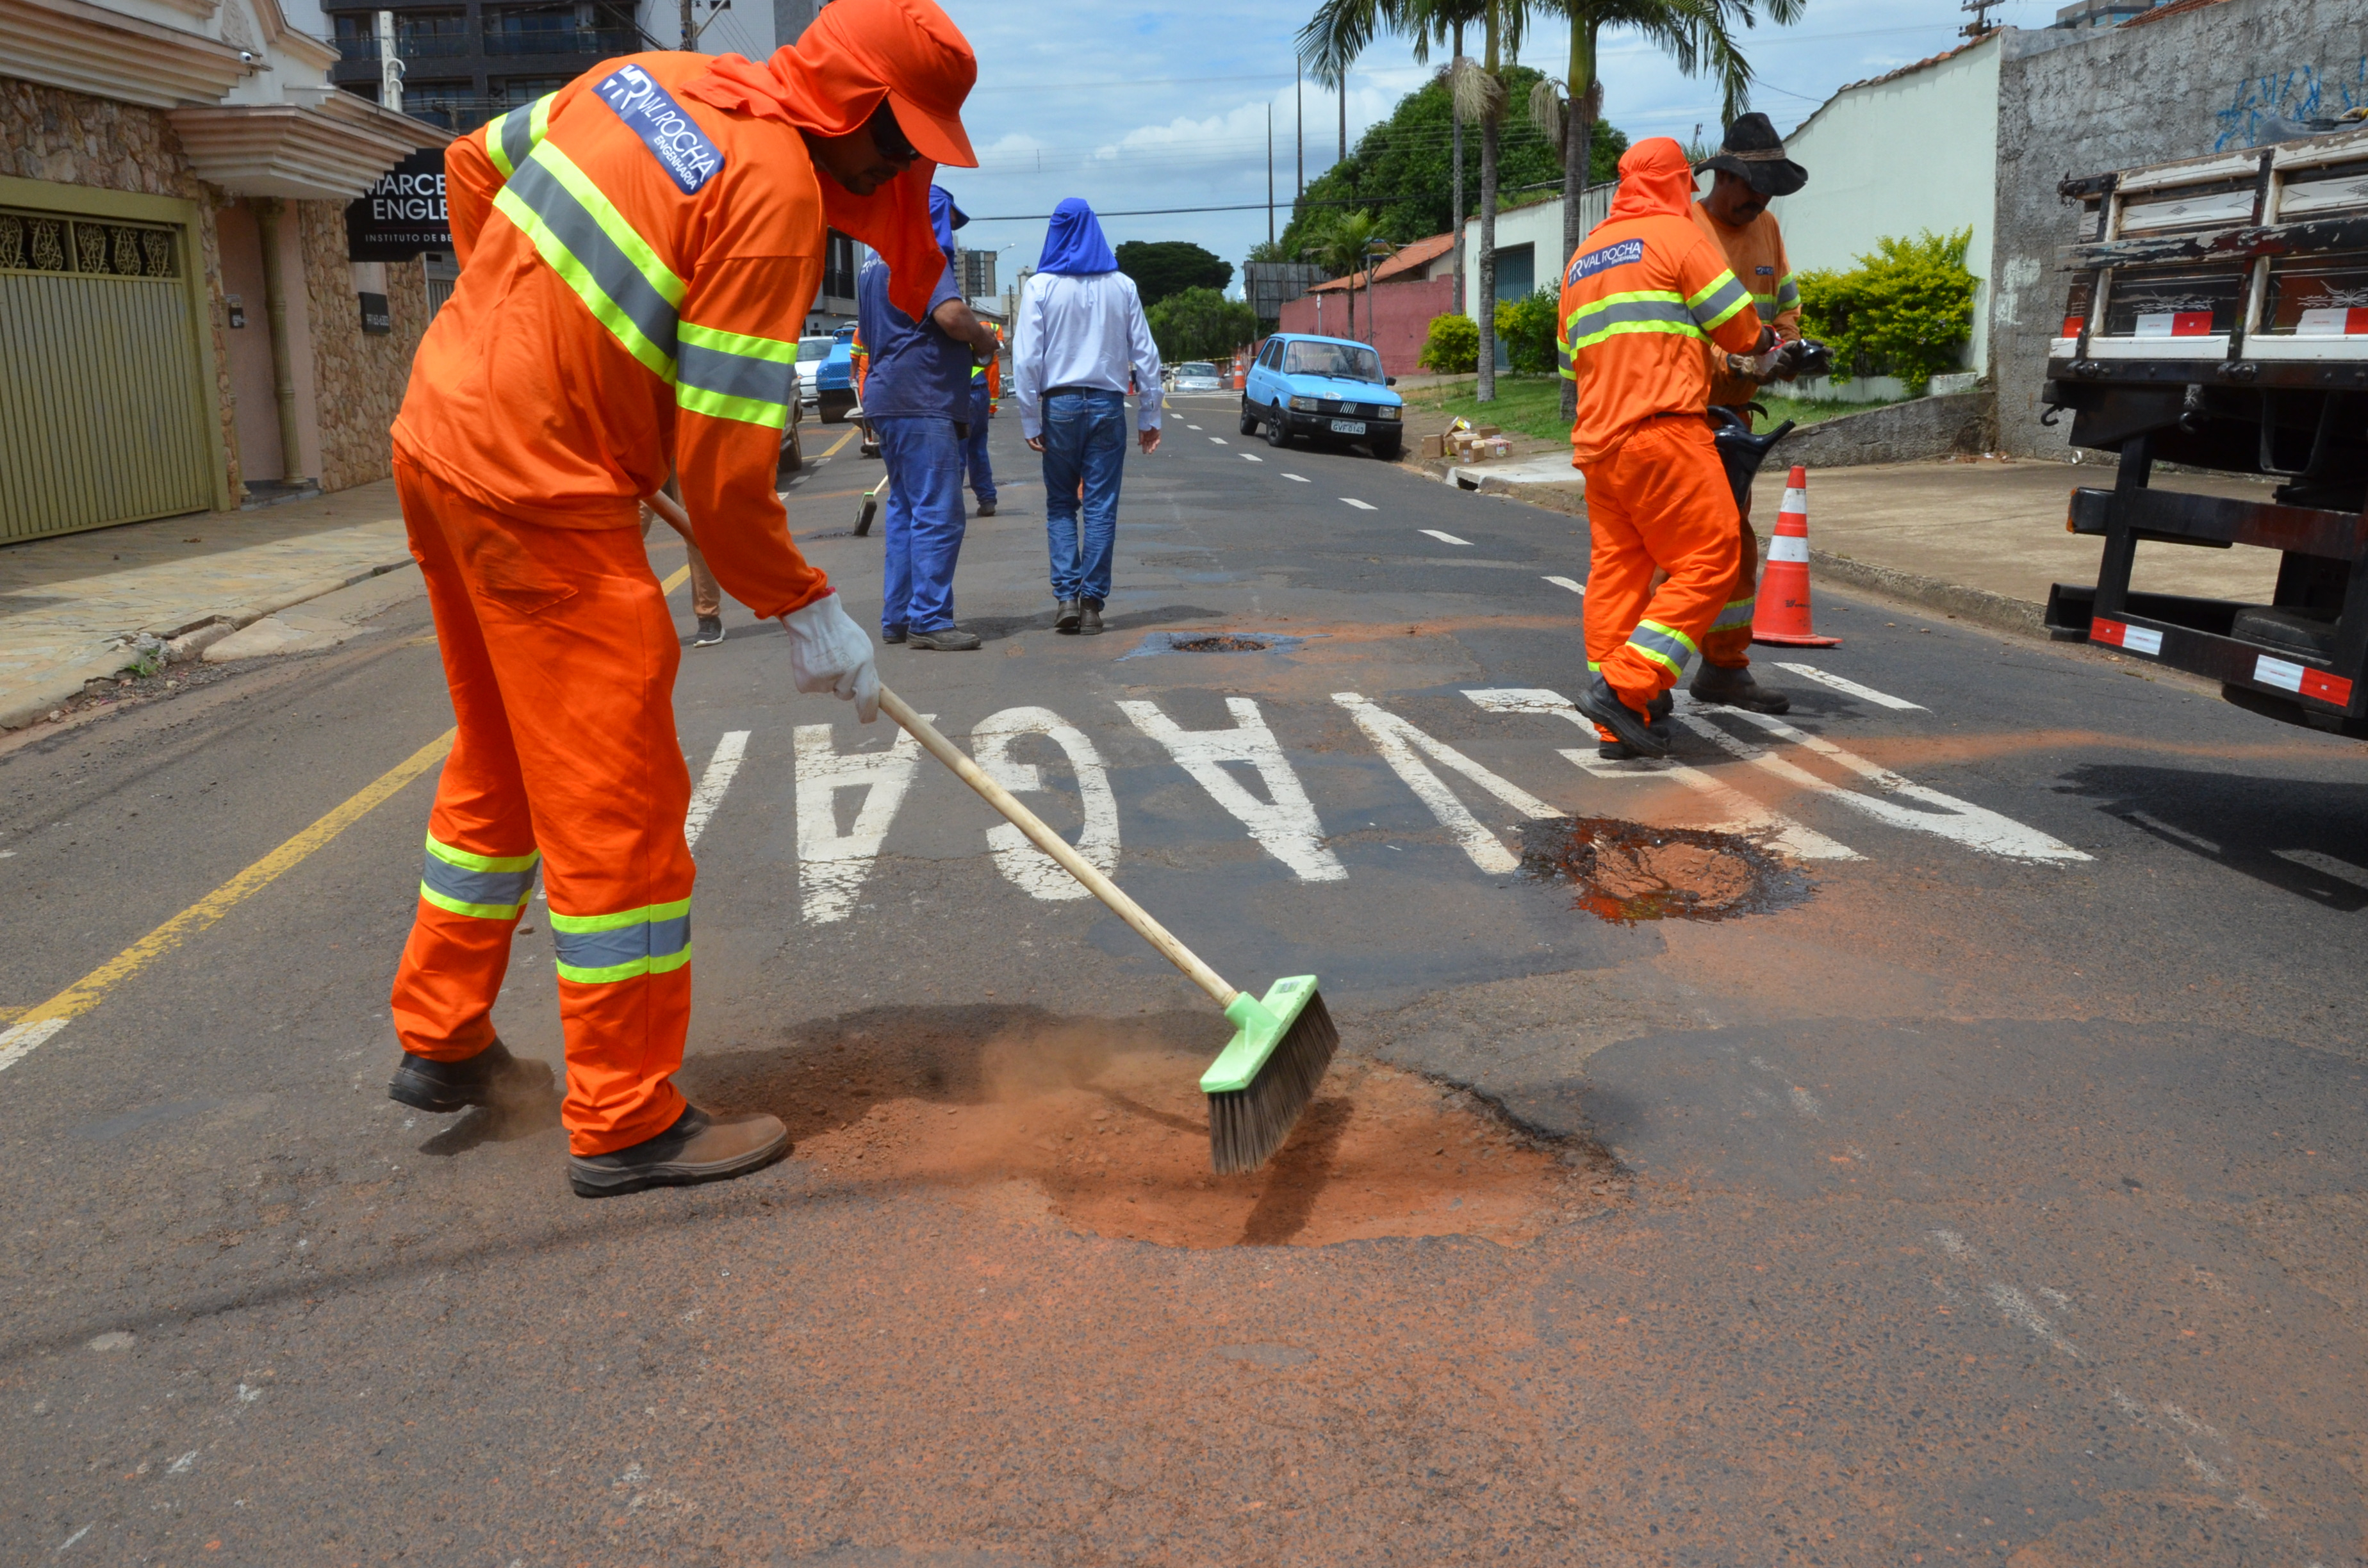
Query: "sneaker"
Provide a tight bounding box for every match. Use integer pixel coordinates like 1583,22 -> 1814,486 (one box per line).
1691,662 -> 1790,714
692,614 -> 724,647
388,1037 -> 553,1115
881,625 -> 908,645
1575,674 -> 1668,758
1054,599 -> 1082,635
976,498 -> 997,517
909,626 -> 982,651
1079,598 -> 1104,636
568,1103 -> 790,1198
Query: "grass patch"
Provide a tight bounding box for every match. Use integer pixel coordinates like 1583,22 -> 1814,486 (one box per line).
1404,375 -> 1903,443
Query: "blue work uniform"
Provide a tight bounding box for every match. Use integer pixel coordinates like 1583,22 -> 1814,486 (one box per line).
963,363 -> 996,506
855,253 -> 971,635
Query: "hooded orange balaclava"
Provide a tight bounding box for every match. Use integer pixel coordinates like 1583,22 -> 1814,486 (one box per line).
1606,136 -> 1698,224
682,0 -> 978,322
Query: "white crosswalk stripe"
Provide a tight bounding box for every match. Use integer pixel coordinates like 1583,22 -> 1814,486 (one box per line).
1420,529 -> 1471,545
1775,662 -> 1927,711
1342,499 -> 1376,510
1543,576 -> 1585,595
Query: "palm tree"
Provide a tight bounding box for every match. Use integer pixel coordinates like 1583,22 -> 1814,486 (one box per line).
1310,209 -> 1385,339
1301,0 -> 1522,400
1531,0 -> 1805,417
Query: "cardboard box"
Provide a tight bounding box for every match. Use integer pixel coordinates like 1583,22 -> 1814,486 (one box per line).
1420,434 -> 1447,459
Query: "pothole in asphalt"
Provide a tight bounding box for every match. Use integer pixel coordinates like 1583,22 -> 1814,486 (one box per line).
687,1012 -> 1607,1249
1520,815 -> 1809,924
1170,634 -> 1270,653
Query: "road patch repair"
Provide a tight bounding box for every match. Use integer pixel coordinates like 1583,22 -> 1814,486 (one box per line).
1520,815 -> 1811,924
683,1012 -> 1602,1249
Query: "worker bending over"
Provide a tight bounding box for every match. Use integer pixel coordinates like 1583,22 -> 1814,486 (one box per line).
1558,138 -> 1770,758
964,322 -> 1002,516
1689,113 -> 1812,715
385,0 -> 978,1196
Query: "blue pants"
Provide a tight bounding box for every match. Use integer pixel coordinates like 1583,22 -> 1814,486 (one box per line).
964,385 -> 995,504
1040,388 -> 1126,604
875,414 -> 966,635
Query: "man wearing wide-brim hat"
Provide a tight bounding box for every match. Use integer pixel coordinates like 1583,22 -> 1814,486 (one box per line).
1688,111 -> 1811,715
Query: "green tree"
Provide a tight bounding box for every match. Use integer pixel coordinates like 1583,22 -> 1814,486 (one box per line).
1114,241 -> 1233,309
1797,228 -> 1980,397
1493,286 -> 1560,373
1305,209 -> 1391,339
1527,0 -> 1807,418
1147,286 -> 1260,363
1274,66 -> 1623,265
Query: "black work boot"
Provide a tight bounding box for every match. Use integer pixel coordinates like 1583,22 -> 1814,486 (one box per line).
1078,598 -> 1105,635
1691,662 -> 1790,714
569,1104 -> 791,1198
1054,598 -> 1082,634
1576,675 -> 1668,758
388,1038 -> 553,1115
976,497 -> 996,517
909,625 -> 982,651
1597,694 -> 1673,760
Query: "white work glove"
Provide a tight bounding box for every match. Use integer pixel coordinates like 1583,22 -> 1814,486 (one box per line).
780,592 -> 879,723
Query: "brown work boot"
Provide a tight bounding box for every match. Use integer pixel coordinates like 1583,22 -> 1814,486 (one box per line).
388,1037 -> 553,1115
568,1104 -> 789,1198
1691,662 -> 1790,714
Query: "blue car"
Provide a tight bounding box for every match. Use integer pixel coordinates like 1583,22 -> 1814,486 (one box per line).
1240,332 -> 1404,459
813,324 -> 859,421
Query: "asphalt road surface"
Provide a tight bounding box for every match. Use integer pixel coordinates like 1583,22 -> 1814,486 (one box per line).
4,395 -> 2364,1567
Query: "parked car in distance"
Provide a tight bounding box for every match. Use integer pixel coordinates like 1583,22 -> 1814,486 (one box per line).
797,336 -> 834,412
1172,361 -> 1225,393
814,325 -> 858,423
1240,334 -> 1402,459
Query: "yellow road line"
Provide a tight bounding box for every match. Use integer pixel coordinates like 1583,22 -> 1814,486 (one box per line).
660,564 -> 689,594
0,728 -> 457,1073
818,427 -> 857,459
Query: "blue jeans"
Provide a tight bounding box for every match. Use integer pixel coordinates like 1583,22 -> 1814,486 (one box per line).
963,384 -> 995,503
1040,388 -> 1126,603
875,415 -> 966,635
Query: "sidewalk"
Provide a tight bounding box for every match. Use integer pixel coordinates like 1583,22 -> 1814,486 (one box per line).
0,480 -> 416,729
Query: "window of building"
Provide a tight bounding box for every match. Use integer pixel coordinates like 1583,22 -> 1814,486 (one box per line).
331,13 -> 381,58
497,76 -> 568,107
823,230 -> 859,302
402,79 -> 481,129
397,12 -> 471,56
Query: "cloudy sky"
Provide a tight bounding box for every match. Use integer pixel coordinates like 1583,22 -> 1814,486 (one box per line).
927,0 -> 2071,293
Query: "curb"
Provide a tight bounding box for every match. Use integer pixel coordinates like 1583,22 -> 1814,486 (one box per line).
1804,549 -> 2047,638
0,557 -> 416,732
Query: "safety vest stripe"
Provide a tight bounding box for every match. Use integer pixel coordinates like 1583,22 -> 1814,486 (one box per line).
495,149 -> 684,380
1688,272 -> 1753,332
1775,273 -> 1800,312
484,92 -> 557,180
1565,294 -> 1703,349
676,322 -> 796,429
1710,596 -> 1755,633
549,900 -> 692,984
1568,317 -> 1707,353
418,838 -> 537,919
1627,619 -> 1698,679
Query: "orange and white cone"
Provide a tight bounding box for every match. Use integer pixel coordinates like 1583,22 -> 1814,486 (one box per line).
1750,466 -> 1841,648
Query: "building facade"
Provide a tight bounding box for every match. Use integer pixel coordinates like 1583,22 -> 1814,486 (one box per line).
2,0 -> 442,539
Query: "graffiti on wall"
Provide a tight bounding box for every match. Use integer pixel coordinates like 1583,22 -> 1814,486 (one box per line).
2215,57 -> 2368,149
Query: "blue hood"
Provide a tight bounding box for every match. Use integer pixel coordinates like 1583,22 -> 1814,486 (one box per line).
929,185 -> 968,256
1037,197 -> 1117,275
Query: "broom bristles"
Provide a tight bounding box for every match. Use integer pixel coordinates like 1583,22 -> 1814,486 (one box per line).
1206,988 -> 1336,1174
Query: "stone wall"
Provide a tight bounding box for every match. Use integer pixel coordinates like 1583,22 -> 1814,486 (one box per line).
1988,0 -> 2368,457
0,77 -> 241,498
297,200 -> 426,493
1768,391 -> 1995,469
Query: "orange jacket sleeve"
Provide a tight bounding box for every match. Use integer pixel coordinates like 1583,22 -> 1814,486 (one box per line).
443,129 -> 500,268
1677,234 -> 1768,357
671,253 -> 833,621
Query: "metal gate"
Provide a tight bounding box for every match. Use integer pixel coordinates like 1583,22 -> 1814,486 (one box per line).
0,202 -> 218,543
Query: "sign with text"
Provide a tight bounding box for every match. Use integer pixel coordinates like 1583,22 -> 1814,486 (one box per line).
358,292 -> 392,334
346,147 -> 450,262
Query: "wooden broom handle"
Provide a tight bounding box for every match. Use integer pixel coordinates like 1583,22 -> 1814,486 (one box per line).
645,488 -> 1239,1007
876,687 -> 1239,1009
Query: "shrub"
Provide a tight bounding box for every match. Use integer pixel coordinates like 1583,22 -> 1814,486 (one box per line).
1494,288 -> 1561,375
1418,311 -> 1479,374
1796,228 -> 1980,396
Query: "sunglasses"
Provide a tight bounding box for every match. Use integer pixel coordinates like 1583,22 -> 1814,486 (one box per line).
867,101 -> 919,167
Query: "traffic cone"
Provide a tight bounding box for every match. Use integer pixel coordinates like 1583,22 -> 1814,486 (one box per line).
1750,466 -> 1841,648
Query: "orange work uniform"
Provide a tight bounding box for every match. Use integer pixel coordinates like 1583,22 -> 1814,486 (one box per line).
1690,200 -> 1801,669
390,53 -> 841,1156
1556,138 -> 1764,717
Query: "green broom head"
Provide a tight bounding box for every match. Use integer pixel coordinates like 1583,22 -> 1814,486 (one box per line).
1201,976 -> 1336,1175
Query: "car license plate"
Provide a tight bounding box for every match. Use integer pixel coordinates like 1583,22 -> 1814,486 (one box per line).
1329,418 -> 1367,435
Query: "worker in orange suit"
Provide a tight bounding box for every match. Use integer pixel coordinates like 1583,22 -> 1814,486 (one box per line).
1688,113 -> 1811,715
385,0 -> 979,1198
1556,136 -> 1772,758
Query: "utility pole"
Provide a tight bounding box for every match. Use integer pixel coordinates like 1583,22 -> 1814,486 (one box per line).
682,0 -> 695,48
1338,72 -> 1347,163
1267,104 -> 1275,245
1959,0 -> 1999,35
1295,63 -> 1304,197
374,10 -> 401,110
